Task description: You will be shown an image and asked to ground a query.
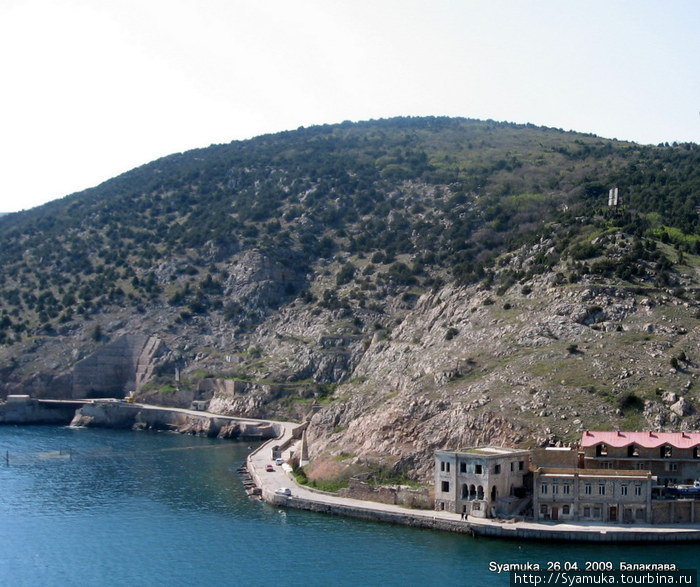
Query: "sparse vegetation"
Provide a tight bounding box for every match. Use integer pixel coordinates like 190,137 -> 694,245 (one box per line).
0,116 -> 699,483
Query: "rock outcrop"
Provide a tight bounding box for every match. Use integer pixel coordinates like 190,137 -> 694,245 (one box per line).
70,402 -> 279,438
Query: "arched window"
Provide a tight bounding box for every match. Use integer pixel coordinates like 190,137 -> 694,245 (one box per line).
491,486 -> 498,501
461,484 -> 469,499
469,484 -> 476,499
477,485 -> 484,499
660,445 -> 672,458
596,443 -> 608,457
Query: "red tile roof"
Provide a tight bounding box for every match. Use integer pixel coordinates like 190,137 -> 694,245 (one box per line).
581,430 -> 700,449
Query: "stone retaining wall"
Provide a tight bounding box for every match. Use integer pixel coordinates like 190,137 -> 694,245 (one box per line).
265,493 -> 700,542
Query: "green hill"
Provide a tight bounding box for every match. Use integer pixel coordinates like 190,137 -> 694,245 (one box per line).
0,116 -> 698,484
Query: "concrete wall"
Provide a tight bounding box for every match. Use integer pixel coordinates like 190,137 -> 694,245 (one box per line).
532,448 -> 579,468
263,491 -> 700,543
651,500 -> 699,524
339,479 -> 432,509
72,335 -> 161,399
0,398 -> 76,425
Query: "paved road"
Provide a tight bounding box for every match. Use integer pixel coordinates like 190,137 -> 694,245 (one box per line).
247,425 -> 700,539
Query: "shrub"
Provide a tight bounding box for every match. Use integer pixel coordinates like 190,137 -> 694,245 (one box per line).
336,262 -> 356,286
445,327 -> 459,340
90,324 -> 102,341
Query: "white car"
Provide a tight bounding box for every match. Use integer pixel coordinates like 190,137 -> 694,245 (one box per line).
274,487 -> 292,496
275,458 -> 284,465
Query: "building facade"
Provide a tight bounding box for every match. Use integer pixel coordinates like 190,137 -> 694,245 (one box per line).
532,466 -> 654,523
580,431 -> 700,486
434,447 -> 530,517
435,430 -> 700,524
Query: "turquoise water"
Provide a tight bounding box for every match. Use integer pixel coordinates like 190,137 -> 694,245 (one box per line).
0,426 -> 697,586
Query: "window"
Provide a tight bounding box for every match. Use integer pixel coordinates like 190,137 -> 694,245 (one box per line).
563,484 -> 570,495
635,509 -> 645,520
583,507 -> 591,517
445,462 -> 451,472
584,483 -> 592,495
510,462 -> 514,472
601,461 -> 613,470
620,484 -> 628,496
593,507 -> 602,518
598,483 -> 606,496
665,463 -> 678,472
541,483 -> 548,495
635,462 -> 647,470
440,461 -> 445,472
628,445 -> 640,457
540,504 -> 548,514
562,505 -> 570,515
661,445 -> 673,458
552,484 -> 559,495
694,447 -> 700,459
596,444 -> 608,457
441,481 -> 450,493
475,464 -> 483,474
494,464 -> 501,474
519,461 -> 524,471
634,485 -> 642,497
460,462 -> 467,473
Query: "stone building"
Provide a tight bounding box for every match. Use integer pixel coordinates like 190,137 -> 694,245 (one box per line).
532,466 -> 655,523
434,447 -> 530,518
580,431 -> 700,486
435,431 -> 700,524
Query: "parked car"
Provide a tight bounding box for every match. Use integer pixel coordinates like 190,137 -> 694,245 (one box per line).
275,458 -> 284,465
275,487 -> 292,496
265,464 -> 274,472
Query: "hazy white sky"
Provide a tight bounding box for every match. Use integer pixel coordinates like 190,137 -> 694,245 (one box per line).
0,0 -> 698,213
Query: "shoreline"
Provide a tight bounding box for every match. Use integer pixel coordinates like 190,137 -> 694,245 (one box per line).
247,423 -> 700,543
4,397 -> 700,543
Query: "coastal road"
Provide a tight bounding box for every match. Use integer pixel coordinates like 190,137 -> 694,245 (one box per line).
247,425 -> 700,541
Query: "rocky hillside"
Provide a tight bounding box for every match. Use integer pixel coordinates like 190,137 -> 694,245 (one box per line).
0,117 -> 698,484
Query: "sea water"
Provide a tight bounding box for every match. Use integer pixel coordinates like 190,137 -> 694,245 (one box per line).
0,426 -> 696,586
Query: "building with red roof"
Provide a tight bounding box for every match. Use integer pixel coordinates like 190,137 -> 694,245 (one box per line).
580,431 -> 700,486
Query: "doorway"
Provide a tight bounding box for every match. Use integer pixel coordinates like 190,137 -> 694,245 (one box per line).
609,506 -> 617,522
551,506 -> 559,521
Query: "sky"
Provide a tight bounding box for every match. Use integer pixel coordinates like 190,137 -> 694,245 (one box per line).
0,0 -> 698,213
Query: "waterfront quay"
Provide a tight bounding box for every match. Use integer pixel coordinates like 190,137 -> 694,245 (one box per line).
3,395 -> 700,542
248,425 -> 700,543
